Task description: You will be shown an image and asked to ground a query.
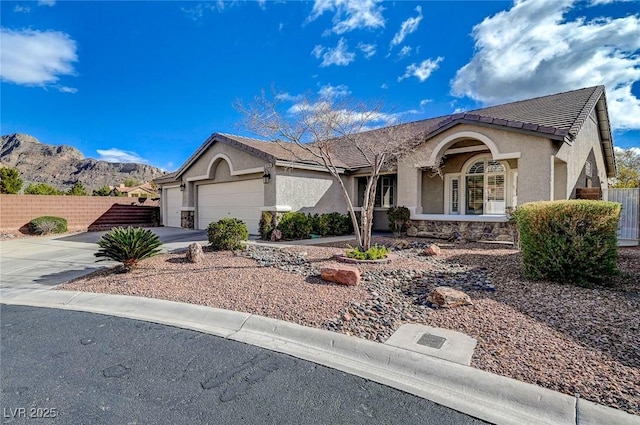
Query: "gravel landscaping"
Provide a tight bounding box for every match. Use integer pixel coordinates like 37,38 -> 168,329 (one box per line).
58,237 -> 640,415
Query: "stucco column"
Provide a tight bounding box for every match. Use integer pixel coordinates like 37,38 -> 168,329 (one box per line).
397,158 -> 422,215
517,150 -> 553,204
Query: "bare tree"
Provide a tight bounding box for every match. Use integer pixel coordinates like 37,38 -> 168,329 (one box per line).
236,88 -> 420,250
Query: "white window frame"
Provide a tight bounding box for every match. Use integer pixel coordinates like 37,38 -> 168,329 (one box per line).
444,155 -> 516,216
444,174 -> 461,214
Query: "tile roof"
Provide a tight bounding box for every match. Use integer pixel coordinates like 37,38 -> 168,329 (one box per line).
322,86 -> 610,169
463,85 -> 604,140
167,86 -> 613,177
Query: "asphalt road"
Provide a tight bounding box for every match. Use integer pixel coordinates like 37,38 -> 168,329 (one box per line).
1,305 -> 489,425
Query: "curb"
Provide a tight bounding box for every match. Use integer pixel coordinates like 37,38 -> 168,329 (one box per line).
1,290 -> 638,425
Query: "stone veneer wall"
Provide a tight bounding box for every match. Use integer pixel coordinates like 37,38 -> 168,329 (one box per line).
181,210 -> 194,229
407,220 -> 515,243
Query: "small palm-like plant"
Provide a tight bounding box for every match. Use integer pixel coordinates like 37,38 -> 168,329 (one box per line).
95,227 -> 163,272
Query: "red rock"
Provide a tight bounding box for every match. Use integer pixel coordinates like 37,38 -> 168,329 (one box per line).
423,244 -> 442,256
427,286 -> 472,308
321,266 -> 361,286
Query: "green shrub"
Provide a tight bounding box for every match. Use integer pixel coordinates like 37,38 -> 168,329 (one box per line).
310,213 -> 328,236
512,200 -> 621,285
24,183 -> 63,195
28,216 -> 68,235
346,244 -> 388,260
259,211 -> 274,240
207,218 -> 248,250
0,167 -> 22,194
92,185 -> 112,196
326,212 -> 352,235
67,182 -> 88,196
94,226 -> 162,272
278,212 -> 312,240
387,206 -> 411,234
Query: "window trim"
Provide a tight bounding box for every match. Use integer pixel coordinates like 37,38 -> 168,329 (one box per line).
356,174 -> 397,209
444,155 -> 515,216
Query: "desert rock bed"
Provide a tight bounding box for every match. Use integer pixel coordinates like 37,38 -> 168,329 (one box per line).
59,238 -> 640,415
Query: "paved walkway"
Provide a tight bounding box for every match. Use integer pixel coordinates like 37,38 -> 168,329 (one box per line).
1,228 -> 638,425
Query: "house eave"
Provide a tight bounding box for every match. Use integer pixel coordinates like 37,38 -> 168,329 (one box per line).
594,95 -> 617,178
274,160 -> 346,174
424,118 -> 568,144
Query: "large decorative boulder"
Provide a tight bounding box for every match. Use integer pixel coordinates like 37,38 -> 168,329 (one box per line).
321,266 -> 361,286
186,242 -> 204,263
406,226 -> 418,237
422,244 -> 442,256
427,287 -> 472,308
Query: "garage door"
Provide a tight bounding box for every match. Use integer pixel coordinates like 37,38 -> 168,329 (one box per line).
164,187 -> 182,228
197,180 -> 264,234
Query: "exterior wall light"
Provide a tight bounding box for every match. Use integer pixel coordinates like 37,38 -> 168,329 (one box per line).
262,170 -> 271,184
179,182 -> 186,191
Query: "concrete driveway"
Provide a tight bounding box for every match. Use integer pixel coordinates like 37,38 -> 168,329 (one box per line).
0,227 -> 208,294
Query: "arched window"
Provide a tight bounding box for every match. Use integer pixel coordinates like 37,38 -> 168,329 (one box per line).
445,155 -> 513,215
466,157 -> 507,215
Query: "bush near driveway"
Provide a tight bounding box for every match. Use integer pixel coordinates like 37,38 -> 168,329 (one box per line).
207,218 -> 248,251
28,216 -> 68,235
512,200 -> 621,286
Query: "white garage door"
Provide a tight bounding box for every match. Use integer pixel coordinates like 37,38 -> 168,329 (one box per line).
197,180 -> 264,234
164,187 -> 182,228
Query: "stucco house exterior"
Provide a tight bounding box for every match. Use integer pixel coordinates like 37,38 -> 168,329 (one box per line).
155,86 -> 616,242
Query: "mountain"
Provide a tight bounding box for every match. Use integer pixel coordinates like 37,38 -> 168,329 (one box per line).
0,133 -> 166,192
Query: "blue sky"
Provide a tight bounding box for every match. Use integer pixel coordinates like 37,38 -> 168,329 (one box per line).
1,0 -> 639,171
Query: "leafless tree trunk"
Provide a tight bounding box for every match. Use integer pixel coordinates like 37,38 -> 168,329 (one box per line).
236,88 -> 417,251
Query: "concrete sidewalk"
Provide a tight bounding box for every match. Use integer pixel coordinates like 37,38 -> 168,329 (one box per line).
1,229 -> 638,425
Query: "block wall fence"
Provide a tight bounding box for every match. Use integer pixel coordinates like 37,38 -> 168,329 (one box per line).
0,194 -> 158,232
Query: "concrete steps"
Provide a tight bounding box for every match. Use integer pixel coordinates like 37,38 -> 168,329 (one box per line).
88,204 -> 159,231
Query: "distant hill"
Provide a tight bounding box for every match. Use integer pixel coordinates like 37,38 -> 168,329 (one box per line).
0,133 -> 166,192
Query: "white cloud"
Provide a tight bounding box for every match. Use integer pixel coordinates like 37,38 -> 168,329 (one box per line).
57,86 -> 77,93
307,0 -> 385,34
0,28 -> 78,86
390,5 -> 423,47
181,1 -> 238,21
281,85 -> 401,130
312,38 -> 355,67
380,83 -> 388,89
97,148 -> 148,164
589,0 -> 632,4
357,42 -> 376,58
13,5 -> 30,13
398,45 -> 412,58
614,146 -> 640,156
318,84 -> 350,99
451,0 -> 640,131
398,57 -> 443,82
275,91 -> 303,102
38,0 -> 56,6
419,99 -> 432,108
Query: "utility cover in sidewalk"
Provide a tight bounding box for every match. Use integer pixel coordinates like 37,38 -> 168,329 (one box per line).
417,333 -> 446,349
385,324 -> 477,365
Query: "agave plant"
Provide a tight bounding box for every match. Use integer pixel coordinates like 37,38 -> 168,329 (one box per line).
95,226 -> 163,272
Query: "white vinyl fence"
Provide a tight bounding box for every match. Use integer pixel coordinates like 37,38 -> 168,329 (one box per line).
604,188 -> 640,246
